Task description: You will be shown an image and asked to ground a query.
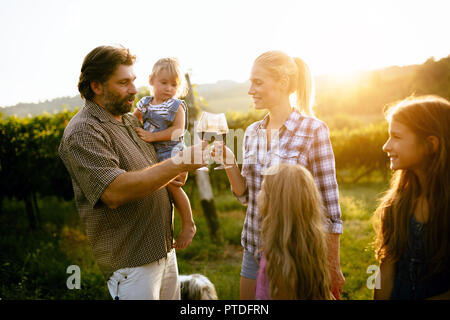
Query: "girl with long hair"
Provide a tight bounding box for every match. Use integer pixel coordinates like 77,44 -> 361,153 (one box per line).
211,51 -> 344,299
255,163 -> 334,300
374,95 -> 450,300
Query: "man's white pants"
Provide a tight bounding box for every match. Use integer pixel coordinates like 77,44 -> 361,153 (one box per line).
107,249 -> 180,300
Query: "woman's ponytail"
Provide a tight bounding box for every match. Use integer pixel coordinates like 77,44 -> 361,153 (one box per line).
293,57 -> 314,116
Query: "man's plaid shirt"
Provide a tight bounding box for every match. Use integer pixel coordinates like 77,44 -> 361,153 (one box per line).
236,110 -> 343,258
59,100 -> 173,280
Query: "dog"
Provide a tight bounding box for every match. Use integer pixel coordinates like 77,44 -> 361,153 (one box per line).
179,274 -> 218,300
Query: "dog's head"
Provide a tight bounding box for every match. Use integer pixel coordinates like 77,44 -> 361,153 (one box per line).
179,274 -> 218,300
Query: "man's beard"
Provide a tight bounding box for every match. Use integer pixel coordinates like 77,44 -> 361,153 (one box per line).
101,86 -> 135,116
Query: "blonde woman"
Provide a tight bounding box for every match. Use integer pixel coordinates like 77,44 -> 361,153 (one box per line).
255,163 -> 334,300
212,51 -> 344,299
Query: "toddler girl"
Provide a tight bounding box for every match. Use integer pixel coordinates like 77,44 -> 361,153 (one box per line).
134,57 -> 195,249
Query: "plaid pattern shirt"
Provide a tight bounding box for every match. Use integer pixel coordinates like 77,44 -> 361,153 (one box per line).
59,100 -> 173,280
237,110 -> 343,258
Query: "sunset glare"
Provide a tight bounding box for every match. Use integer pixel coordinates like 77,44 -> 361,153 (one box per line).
0,0 -> 449,107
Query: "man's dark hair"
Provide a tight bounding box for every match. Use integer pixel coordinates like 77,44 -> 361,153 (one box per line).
78,45 -> 136,101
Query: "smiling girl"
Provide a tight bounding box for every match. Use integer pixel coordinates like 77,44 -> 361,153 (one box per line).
374,95 -> 450,300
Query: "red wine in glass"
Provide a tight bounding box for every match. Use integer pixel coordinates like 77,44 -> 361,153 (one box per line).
196,112 -> 229,171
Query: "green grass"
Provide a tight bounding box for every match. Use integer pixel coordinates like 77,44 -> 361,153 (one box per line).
0,181 -> 388,300
338,181 -> 387,300
0,197 -> 109,299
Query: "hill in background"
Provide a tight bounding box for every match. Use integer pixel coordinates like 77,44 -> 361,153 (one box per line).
0,95 -> 84,118
0,81 -> 252,118
196,80 -> 252,113
1,55 -> 449,118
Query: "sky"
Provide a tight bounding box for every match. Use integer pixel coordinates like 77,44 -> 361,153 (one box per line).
0,0 -> 449,107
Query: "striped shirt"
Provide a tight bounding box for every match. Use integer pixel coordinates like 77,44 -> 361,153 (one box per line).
237,110 -> 343,258
58,100 -> 173,280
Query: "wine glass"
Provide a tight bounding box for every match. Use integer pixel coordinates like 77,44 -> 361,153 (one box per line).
195,112 -> 229,170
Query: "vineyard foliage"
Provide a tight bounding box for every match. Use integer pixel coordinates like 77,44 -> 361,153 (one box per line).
331,123 -> 389,182
0,107 -> 389,227
0,110 -> 77,228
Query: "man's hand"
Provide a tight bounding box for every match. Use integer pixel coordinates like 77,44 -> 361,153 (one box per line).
172,141 -> 209,171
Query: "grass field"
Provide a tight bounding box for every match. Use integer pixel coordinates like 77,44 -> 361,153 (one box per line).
0,181 -> 387,300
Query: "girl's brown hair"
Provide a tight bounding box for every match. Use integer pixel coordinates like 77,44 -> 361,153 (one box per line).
258,163 -> 333,300
374,95 -> 450,273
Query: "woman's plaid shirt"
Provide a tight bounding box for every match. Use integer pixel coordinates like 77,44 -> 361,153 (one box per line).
237,110 -> 343,258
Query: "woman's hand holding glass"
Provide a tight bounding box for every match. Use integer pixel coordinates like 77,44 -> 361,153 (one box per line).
211,141 -> 236,169
196,112 -> 230,171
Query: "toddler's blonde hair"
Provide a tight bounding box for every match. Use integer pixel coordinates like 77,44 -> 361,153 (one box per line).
150,57 -> 187,98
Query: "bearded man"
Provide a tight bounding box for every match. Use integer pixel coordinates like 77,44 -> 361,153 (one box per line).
59,45 -> 206,300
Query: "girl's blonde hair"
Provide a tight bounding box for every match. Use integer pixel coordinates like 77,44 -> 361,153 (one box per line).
374,95 -> 450,274
258,163 -> 333,300
254,51 -> 315,116
150,57 -> 187,98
